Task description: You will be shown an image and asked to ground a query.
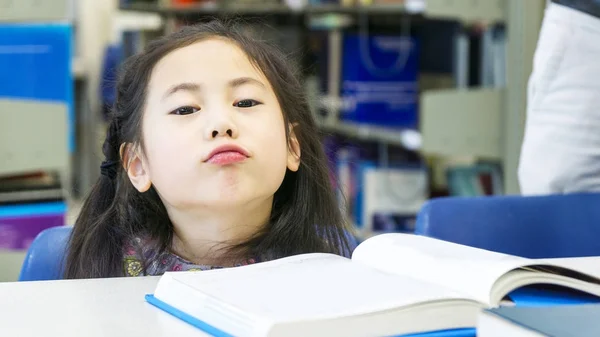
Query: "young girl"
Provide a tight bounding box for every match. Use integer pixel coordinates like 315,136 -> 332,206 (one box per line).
65,20 -> 353,278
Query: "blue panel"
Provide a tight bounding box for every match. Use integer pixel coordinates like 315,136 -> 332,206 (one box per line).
340,34 -> 419,128
0,23 -> 74,151
0,201 -> 67,218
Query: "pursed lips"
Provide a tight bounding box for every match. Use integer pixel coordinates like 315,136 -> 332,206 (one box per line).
204,144 -> 249,165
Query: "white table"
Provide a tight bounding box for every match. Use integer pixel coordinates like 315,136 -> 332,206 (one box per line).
0,257 -> 599,336
0,276 -> 209,336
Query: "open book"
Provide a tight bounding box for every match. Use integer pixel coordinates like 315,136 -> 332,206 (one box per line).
145,233 -> 600,337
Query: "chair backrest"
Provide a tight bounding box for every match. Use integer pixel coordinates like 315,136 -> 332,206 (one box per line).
415,193 -> 600,259
19,226 -> 72,281
18,225 -> 356,281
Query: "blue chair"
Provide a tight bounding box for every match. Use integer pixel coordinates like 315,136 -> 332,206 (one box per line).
19,226 -> 72,281
415,193 -> 600,259
19,225 -> 356,280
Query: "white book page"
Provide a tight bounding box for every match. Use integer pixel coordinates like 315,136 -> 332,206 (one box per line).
168,253 -> 475,323
351,234 -> 532,305
535,257 -> 600,279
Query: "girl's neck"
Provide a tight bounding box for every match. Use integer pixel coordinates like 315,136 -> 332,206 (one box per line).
167,199 -> 272,266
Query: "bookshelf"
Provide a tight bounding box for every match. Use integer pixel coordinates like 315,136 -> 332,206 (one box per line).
120,0 -> 506,150
119,0 -> 520,236
318,119 -> 421,150
119,0 -> 505,21
120,2 -> 414,15
0,0 -> 546,281
0,0 -> 73,22
117,0 -> 512,167
0,0 -> 74,282
0,0 -> 542,197
0,0 -> 73,185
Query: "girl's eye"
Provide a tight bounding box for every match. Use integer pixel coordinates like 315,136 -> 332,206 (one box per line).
234,99 -> 261,108
170,106 -> 199,115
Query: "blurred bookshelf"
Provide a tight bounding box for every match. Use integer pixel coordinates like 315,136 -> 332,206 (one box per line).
116,0 -> 515,226
0,0 -> 545,280
120,1 -> 417,16
120,0 -> 505,22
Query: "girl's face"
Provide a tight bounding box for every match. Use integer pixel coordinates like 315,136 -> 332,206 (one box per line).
126,38 -> 301,212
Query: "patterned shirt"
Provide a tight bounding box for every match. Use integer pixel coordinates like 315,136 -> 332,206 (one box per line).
122,236 -> 260,277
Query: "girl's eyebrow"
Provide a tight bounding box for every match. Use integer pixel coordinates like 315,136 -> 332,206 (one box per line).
162,77 -> 265,101
229,77 -> 266,89
162,82 -> 201,101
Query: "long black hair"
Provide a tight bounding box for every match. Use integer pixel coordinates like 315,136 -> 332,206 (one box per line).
64,20 -> 352,279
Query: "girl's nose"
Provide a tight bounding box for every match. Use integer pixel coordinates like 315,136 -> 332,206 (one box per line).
211,128 -> 233,138
205,111 -> 239,140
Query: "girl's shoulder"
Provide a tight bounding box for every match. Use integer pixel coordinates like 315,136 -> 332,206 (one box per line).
122,235 -> 154,277
122,235 -> 262,277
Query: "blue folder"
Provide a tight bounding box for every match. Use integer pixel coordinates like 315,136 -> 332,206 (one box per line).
509,287 -> 600,307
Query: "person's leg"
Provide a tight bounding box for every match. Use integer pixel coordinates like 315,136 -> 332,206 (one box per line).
519,2 -> 600,194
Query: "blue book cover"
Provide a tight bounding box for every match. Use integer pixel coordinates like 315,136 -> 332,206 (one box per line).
483,304 -> 600,337
146,294 -> 235,337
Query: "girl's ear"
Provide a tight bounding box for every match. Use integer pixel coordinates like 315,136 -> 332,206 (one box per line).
120,143 -> 152,192
287,123 -> 301,172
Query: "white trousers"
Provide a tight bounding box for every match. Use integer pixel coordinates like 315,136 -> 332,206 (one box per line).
518,2 -> 600,194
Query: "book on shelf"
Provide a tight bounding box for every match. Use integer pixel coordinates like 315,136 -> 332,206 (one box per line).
446,162 -> 503,196
0,172 -> 63,203
145,233 -> 600,337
